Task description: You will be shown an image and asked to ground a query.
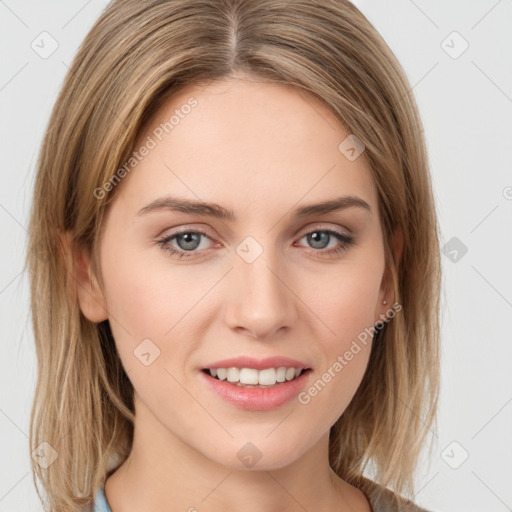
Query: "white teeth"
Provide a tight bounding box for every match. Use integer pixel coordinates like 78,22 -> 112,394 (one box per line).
207,366 -> 306,386
258,368 -> 276,386
285,368 -> 296,381
239,368 -> 259,385
226,367 -> 239,383
276,367 -> 287,382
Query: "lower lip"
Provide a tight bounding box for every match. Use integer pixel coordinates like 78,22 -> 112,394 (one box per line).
200,370 -> 311,411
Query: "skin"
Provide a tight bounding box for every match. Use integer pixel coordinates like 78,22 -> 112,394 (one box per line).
75,76 -> 403,511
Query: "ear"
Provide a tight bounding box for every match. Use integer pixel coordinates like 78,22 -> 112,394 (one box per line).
377,226 -> 404,311
65,232 -> 109,323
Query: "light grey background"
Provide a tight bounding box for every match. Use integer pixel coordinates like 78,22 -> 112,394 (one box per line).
1,1 -> 511,511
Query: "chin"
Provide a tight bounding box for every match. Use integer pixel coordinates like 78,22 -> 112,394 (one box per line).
199,437 -> 308,472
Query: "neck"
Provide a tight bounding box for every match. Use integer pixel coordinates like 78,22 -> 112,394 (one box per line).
104,396 -> 365,511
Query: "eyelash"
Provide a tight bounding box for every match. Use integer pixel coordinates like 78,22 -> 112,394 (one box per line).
156,227 -> 355,260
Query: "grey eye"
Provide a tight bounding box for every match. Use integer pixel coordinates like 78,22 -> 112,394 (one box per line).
306,231 -> 331,249
175,232 -> 203,251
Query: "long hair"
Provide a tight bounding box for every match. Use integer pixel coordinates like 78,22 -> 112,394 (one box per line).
25,0 -> 442,510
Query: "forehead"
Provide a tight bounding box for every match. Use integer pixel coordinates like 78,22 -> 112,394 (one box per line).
114,77 -> 378,220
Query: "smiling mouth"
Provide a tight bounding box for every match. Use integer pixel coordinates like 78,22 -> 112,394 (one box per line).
201,367 -> 312,388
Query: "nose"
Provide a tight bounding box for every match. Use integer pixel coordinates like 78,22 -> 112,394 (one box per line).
224,245 -> 298,340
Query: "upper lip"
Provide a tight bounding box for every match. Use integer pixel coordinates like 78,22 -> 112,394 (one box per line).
202,356 -> 311,371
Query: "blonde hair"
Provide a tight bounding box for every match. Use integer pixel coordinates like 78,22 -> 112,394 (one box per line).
25,0 -> 441,510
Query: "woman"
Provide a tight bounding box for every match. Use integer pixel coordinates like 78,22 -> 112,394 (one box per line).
26,1 -> 441,511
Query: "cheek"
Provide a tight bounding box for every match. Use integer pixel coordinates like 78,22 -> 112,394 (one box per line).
295,260 -> 381,413
100,242 -> 204,336
305,260 -> 383,341
296,269 -> 379,423
99,246 -> 220,393
298,347 -> 372,436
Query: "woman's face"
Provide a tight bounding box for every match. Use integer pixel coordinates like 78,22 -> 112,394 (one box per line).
79,77 -> 397,470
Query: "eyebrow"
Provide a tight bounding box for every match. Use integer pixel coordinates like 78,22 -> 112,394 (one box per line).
137,194 -> 372,220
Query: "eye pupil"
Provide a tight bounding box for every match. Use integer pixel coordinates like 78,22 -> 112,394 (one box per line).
308,231 -> 329,249
177,232 -> 201,250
